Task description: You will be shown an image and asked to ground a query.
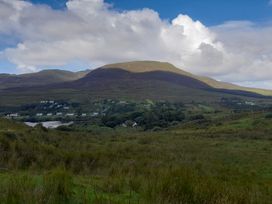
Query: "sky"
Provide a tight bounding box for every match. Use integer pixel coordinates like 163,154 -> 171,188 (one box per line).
1,0 -> 272,89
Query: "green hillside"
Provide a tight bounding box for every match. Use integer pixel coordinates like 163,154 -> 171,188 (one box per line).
1,111 -> 272,203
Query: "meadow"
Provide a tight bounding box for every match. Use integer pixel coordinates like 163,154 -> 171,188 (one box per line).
1,110 -> 272,203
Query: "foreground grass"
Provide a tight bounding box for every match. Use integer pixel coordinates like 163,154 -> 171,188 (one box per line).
1,114 -> 272,203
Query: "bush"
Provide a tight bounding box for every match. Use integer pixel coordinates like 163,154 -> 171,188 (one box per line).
35,124 -> 48,132
56,126 -> 73,132
3,131 -> 17,140
189,114 -> 205,121
265,113 -> 272,119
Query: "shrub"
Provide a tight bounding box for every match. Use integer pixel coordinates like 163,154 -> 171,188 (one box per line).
56,126 -> 73,132
3,131 -> 17,140
265,113 -> 272,119
189,114 -> 205,121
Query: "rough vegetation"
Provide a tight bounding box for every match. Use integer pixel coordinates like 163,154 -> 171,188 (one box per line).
1,108 -> 272,203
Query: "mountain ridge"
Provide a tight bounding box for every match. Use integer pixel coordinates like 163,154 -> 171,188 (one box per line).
0,69 -> 90,89
102,61 -> 272,96
0,61 -> 271,106
0,61 -> 270,96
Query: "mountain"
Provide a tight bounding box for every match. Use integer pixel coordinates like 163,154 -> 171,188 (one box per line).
102,61 -> 272,96
0,61 -> 271,106
0,69 -> 90,89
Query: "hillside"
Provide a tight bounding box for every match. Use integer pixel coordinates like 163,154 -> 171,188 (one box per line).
0,61 -> 270,106
103,61 -> 272,96
1,112 -> 272,203
0,69 -> 90,89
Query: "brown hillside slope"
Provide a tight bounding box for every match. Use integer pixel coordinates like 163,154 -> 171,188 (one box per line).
103,61 -> 272,96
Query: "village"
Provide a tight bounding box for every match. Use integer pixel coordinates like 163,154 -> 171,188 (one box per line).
1,99 -> 143,129
3,100 -> 100,120
0,98 -> 264,130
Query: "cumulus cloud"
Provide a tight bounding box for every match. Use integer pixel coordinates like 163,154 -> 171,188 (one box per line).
0,0 -> 272,88
0,0 -> 224,73
211,21 -> 272,82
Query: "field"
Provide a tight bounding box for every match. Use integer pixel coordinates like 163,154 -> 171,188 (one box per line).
1,111 -> 272,203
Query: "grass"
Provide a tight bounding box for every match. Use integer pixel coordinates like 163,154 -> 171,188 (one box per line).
1,112 -> 272,203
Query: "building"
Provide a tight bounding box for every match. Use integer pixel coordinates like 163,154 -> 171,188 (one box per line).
66,113 -> 75,117
245,101 -> 255,106
7,113 -> 19,118
91,112 -> 99,117
36,113 -> 43,117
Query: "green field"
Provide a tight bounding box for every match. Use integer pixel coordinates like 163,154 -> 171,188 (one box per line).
1,111 -> 272,203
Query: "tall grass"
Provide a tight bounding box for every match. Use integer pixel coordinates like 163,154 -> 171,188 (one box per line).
43,168 -> 74,204
0,173 -> 38,204
0,168 -> 74,204
142,167 -> 262,204
1,113 -> 272,203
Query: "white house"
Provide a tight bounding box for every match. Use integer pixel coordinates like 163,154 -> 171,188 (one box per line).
66,113 -> 75,117
245,101 -> 255,106
8,113 -> 19,117
91,112 -> 99,117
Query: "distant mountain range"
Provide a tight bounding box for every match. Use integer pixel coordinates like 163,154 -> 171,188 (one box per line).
0,69 -> 90,89
0,61 -> 271,106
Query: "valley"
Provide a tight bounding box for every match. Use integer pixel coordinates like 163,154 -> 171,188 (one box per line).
1,0 -> 272,202
1,61 -> 272,203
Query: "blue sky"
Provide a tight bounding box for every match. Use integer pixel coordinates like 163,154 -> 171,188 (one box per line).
1,0 -> 272,88
30,0 -> 272,25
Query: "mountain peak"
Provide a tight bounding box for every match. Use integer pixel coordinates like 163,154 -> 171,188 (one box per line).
102,61 -> 190,75
100,61 -> 272,96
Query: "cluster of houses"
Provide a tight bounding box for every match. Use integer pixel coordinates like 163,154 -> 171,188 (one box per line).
5,113 -> 19,118
40,100 -> 70,110
236,101 -> 256,106
221,98 -> 256,107
245,101 -> 256,106
6,112 -> 99,119
4,100 -> 101,119
34,112 -> 99,117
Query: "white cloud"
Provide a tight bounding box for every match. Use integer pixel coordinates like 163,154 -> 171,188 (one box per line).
211,21 -> 272,83
269,0 -> 272,6
0,0 -> 224,73
0,0 -> 272,88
